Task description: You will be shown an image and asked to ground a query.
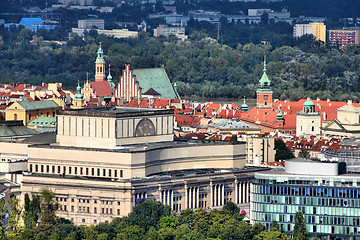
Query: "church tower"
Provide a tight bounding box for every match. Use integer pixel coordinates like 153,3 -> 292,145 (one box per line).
256,55 -> 273,109
73,81 -> 85,109
95,43 -> 106,82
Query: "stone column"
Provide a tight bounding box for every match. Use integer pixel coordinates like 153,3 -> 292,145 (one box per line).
234,179 -> 238,204
210,181 -> 213,208
192,187 -> 195,209
197,186 -> 200,209
158,185 -> 162,203
222,184 -> 225,206
184,183 -> 188,209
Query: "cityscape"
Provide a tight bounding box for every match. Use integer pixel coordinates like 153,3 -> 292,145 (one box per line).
0,0 -> 360,239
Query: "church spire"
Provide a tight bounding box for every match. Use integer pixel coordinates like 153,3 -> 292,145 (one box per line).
107,64 -> 115,89
95,43 -> 106,82
258,54 -> 271,88
241,96 -> 248,112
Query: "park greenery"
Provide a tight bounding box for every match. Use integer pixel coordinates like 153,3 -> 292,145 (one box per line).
1,23 -> 360,102
0,190 -> 306,240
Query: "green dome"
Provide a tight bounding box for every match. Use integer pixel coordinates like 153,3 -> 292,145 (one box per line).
74,82 -> 84,101
303,99 -> 315,107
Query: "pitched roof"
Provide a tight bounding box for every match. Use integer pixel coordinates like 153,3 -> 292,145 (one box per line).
133,68 -> 178,100
15,100 -> 60,111
143,88 -> 160,96
89,81 -> 113,97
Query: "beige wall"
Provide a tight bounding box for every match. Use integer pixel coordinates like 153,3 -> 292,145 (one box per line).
296,113 -> 321,138
246,137 -> 275,165
337,101 -> 359,124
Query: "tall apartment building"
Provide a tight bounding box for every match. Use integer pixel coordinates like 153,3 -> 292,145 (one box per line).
251,158 -> 360,239
293,22 -> 326,43
329,29 -> 360,50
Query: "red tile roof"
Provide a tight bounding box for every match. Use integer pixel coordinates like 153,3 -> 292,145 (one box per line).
89,81 -> 113,98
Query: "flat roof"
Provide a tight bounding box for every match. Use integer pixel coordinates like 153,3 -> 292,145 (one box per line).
59,107 -> 174,118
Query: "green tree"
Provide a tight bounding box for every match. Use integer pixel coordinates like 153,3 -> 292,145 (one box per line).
6,197 -> 22,236
127,200 -> 171,231
293,211 -> 307,240
23,193 -> 41,229
222,201 -> 240,215
297,149 -> 310,159
254,230 -> 290,240
275,139 -> 294,161
39,188 -> 59,225
270,219 -> 279,231
251,222 -> 266,238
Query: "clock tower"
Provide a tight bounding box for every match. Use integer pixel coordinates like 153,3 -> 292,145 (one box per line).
95,43 -> 106,82
256,55 -> 273,109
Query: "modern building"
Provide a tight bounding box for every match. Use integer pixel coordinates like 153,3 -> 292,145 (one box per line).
329,28 -> 360,50
153,25 -> 187,40
72,28 -> 138,39
4,18 -> 56,32
19,106 -> 271,225
293,22 -> 326,43
251,158 -> 360,239
78,19 -> 105,30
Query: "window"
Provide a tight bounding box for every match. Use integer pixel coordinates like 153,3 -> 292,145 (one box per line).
109,169 -> 111,177
52,166 -> 55,173
80,167 -> 83,175
35,165 -> 38,172
120,170 -> 123,178
29,164 -> 33,172
75,167 -> 77,175
94,207 -> 97,213
71,206 -> 74,212
82,219 -> 85,223
92,168 -> 94,176
114,170 -> 117,178
58,166 -> 60,173
117,209 -> 120,215
103,169 -> 106,176
69,167 -> 72,174
14,114 -> 17,120
41,165 -> 44,172
71,198 -> 74,202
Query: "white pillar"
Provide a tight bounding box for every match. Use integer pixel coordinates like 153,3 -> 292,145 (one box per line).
210,181 -> 213,208
171,190 -> 173,210
192,187 -> 195,209
197,187 -> 200,209
222,184 -> 225,206
184,183 -> 188,209
234,179 -> 238,204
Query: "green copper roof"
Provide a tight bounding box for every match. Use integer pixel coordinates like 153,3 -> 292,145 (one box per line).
95,44 -> 105,64
241,97 -> 248,108
133,68 -> 179,99
27,117 -> 56,127
258,55 -> 271,88
0,121 -> 38,137
303,99 -> 315,107
74,82 -> 84,101
16,100 -> 60,111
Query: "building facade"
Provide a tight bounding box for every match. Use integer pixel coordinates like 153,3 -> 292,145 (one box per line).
293,23 -> 326,43
21,107 -> 267,225
329,28 -> 360,50
251,158 -> 360,239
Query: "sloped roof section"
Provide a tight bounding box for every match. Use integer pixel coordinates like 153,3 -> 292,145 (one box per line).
0,121 -> 38,137
133,68 -> 179,100
90,81 -> 113,97
17,100 -> 60,111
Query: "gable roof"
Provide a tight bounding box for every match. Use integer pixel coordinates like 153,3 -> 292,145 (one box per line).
89,81 -> 113,98
15,100 -> 60,111
143,88 -> 160,96
133,68 -> 178,100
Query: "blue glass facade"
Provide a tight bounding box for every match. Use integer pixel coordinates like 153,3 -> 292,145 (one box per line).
252,175 -> 360,239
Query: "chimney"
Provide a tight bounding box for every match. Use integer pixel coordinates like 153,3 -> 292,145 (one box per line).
348,100 -> 352,105
327,99 -> 330,102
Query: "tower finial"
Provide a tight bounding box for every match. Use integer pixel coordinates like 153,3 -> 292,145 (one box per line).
263,53 -> 266,72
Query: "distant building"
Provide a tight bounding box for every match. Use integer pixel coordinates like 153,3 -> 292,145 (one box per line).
72,28 -> 138,38
251,158 -> 360,239
4,18 -> 56,32
78,19 -> 104,30
329,28 -> 360,50
58,0 -> 93,6
153,25 -> 187,40
293,22 -> 326,43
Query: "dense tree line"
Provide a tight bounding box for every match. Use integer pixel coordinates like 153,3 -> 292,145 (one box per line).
1,24 -> 360,101
4,192 -> 304,240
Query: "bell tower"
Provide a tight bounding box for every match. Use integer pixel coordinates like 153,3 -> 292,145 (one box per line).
95,43 -> 105,82
256,55 -> 273,109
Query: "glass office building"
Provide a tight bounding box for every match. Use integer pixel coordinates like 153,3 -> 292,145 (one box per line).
251,158 -> 360,240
